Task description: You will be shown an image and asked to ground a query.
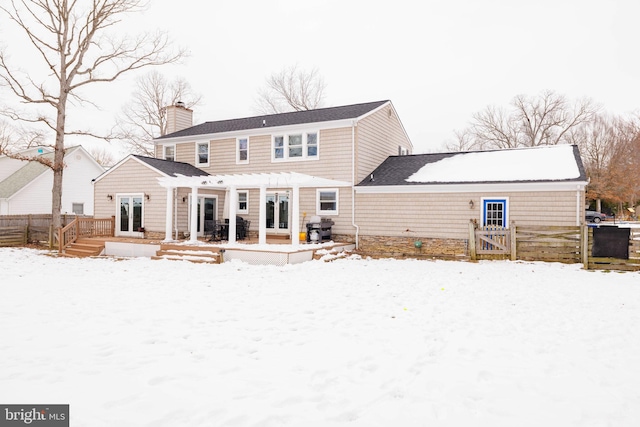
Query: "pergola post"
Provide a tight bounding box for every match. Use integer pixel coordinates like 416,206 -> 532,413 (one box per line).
228,185 -> 237,244
258,185 -> 267,245
163,187 -> 174,242
291,184 -> 300,247
189,187 -> 199,244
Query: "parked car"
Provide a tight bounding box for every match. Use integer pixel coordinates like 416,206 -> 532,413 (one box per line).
585,210 -> 607,223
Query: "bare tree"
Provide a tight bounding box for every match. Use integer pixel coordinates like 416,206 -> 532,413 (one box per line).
444,129 -> 479,152
0,0 -> 184,230
255,65 -> 326,114
114,70 -> 202,156
88,146 -> 115,167
0,120 -> 12,153
457,90 -> 599,150
570,114 -> 640,215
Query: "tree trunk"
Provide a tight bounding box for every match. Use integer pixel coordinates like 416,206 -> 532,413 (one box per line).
51,91 -> 67,231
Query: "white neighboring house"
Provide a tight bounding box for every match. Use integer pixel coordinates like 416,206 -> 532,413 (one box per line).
0,146 -> 105,216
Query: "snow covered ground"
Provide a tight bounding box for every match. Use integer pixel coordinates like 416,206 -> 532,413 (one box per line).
1,247 -> 639,426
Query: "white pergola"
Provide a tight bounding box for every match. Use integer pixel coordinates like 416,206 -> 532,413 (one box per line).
157,172 -> 352,247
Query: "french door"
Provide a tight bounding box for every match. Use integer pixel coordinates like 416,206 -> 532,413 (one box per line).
266,192 -> 289,235
117,195 -> 143,236
189,196 -> 217,236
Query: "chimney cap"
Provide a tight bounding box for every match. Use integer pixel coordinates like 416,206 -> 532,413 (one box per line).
175,101 -> 186,108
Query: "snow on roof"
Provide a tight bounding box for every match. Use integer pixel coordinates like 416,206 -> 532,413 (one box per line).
406,145 -> 581,183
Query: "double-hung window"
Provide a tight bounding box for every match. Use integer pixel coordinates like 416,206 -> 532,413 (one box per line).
317,189 -> 338,215
272,132 -> 319,161
196,141 -> 209,166
237,138 -> 249,164
237,191 -> 248,213
164,145 -> 175,161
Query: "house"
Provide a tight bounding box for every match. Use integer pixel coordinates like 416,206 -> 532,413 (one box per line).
92,155 -> 209,239
93,100 -> 412,243
94,100 -> 588,258
354,144 -> 588,256
0,146 -> 105,216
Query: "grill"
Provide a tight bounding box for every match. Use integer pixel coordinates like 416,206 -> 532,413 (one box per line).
306,216 -> 334,243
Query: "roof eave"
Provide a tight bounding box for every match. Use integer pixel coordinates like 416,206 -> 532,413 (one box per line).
155,117 -> 359,144
355,180 -> 589,194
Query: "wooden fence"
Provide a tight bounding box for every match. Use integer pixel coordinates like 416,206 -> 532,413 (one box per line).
514,225 -> 583,264
587,226 -> 640,271
0,226 -> 28,246
471,222 -> 639,270
0,214 -> 90,247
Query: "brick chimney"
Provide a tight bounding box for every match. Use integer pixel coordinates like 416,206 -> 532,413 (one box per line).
165,101 -> 193,135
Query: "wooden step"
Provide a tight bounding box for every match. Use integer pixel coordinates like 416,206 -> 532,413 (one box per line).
154,248 -> 221,264
64,241 -> 105,257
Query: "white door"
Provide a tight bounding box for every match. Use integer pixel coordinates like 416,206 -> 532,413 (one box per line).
189,196 -> 217,236
266,192 -> 289,235
116,195 -> 143,236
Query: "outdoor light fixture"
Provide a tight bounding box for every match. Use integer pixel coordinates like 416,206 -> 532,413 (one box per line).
145,194 -> 150,201
469,200 -> 475,209
107,194 -> 113,201
182,196 -> 187,203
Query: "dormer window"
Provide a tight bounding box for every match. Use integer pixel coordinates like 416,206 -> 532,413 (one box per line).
272,131 -> 319,162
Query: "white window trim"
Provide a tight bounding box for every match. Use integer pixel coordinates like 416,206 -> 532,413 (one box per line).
316,188 -> 339,215
272,131 -> 319,162
195,141 -> 210,167
481,197 -> 509,227
236,137 -> 249,164
237,190 -> 248,214
163,144 -> 176,161
71,202 -> 84,215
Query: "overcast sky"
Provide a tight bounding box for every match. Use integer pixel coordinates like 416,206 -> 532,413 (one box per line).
2,0 -> 639,157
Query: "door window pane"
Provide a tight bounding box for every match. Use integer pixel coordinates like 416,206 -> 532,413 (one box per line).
120,198 -> 130,232
132,197 -> 143,230
483,199 -> 507,227
266,195 -> 275,228
279,195 -> 289,228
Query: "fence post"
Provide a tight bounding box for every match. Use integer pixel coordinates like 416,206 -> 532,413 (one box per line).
469,221 -> 477,261
510,221 -> 517,261
581,225 -> 589,268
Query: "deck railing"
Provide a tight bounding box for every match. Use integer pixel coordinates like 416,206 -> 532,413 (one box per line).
58,217 -> 114,253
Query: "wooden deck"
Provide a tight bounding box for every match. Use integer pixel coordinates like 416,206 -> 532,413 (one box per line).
76,236 -> 355,265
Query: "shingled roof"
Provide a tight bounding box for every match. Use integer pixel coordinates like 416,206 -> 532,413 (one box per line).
357,145 -> 587,186
157,100 -> 390,140
0,146 -> 81,199
132,156 -> 208,177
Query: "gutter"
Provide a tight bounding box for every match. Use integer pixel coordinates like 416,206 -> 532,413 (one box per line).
351,120 -> 359,249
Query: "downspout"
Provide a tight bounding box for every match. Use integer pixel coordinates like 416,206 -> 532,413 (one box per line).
351,120 -> 359,249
